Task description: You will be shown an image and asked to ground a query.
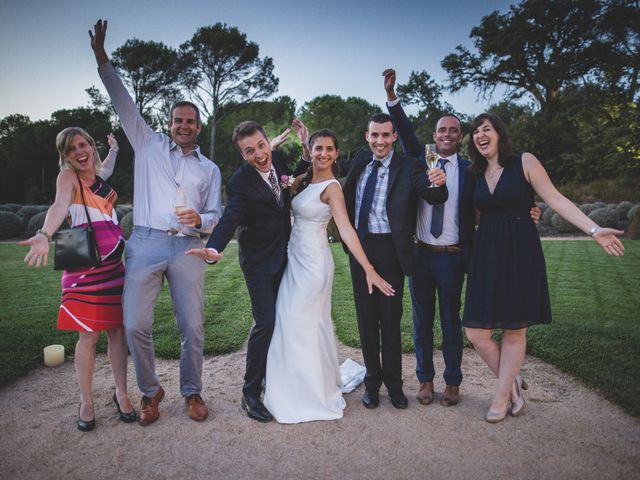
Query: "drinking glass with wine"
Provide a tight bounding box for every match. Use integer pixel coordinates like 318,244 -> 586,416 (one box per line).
425,143 -> 439,188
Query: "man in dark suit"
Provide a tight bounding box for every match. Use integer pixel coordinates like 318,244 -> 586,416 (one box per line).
342,113 -> 448,410
384,69 -> 470,407
187,120 -> 306,422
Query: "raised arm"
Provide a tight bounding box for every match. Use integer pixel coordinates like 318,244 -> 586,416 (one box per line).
19,171 -> 76,267
99,133 -> 118,180
322,183 -> 394,296
523,152 -> 624,256
383,69 -> 422,159
89,19 -> 154,149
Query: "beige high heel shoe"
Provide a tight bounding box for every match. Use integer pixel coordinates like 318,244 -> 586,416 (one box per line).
485,405 -> 509,423
510,376 -> 528,416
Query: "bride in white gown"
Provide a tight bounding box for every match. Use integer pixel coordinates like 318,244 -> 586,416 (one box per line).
263,129 -> 394,424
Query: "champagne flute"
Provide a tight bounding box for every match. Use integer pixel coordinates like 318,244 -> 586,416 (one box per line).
425,143 -> 439,188
175,187 -> 186,234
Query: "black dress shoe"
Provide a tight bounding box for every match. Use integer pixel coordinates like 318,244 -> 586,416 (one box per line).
362,390 -> 380,409
77,404 -> 95,432
113,393 -> 138,423
389,391 -> 408,409
241,395 -> 273,423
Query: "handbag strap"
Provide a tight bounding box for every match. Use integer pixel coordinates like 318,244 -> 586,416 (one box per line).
75,172 -> 95,230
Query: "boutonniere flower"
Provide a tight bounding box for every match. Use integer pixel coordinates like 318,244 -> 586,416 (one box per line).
280,175 -> 295,189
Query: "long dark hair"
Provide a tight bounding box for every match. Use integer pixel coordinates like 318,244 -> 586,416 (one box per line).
292,129 -> 340,198
468,113 -> 513,176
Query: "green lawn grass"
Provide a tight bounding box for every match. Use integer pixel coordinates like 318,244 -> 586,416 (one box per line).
1,240 -> 638,417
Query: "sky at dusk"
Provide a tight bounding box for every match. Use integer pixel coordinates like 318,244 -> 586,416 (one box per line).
0,0 -> 517,122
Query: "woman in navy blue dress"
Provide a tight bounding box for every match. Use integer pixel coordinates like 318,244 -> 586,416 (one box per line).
462,113 -> 625,423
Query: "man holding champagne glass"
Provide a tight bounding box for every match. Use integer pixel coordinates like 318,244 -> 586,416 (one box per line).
90,20 -> 222,425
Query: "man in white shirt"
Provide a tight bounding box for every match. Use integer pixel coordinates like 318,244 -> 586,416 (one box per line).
90,20 -> 222,425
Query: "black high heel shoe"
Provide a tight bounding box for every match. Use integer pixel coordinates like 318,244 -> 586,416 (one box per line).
113,393 -> 137,423
77,404 -> 95,432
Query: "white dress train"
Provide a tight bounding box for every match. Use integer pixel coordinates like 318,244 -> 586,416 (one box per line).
263,179 -> 346,423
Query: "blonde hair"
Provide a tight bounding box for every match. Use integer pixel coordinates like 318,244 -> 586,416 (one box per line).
56,127 -> 102,173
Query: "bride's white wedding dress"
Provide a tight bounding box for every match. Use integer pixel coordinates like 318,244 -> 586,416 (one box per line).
263,178 -> 346,423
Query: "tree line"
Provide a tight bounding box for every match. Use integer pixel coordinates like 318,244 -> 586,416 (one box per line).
1,0 -> 638,204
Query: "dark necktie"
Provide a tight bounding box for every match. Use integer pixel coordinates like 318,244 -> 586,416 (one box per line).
268,170 -> 282,207
357,160 -> 382,240
430,158 -> 447,238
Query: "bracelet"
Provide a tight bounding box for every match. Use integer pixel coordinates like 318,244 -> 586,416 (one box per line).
588,225 -> 601,236
36,229 -> 52,241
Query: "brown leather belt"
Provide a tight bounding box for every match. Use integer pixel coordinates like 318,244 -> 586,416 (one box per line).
415,240 -> 461,253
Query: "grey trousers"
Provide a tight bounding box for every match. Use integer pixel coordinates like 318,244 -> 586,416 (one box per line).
123,227 -> 206,397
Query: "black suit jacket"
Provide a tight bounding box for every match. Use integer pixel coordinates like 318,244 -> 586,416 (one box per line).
206,151 -> 305,275
342,150 -> 448,276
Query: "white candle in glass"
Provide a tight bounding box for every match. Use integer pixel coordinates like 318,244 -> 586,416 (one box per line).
43,345 -> 65,367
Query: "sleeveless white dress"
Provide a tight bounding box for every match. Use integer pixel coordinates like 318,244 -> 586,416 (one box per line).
263,178 -> 346,423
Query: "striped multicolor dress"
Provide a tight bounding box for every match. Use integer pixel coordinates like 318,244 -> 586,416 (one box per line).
57,176 -> 125,332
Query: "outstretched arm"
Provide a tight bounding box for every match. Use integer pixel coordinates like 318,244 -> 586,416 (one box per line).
322,183 -> 394,296
523,152 -> 624,256
19,171 -> 76,267
89,19 -> 109,66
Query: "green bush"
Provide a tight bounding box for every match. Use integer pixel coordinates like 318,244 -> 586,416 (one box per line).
120,211 -> 133,239
551,213 -> 578,233
116,206 -> 132,221
628,205 -> 640,221
0,203 -> 21,212
0,211 -> 23,239
0,205 -> 15,213
615,201 -> 634,220
588,207 -> 619,228
36,205 -> 50,213
542,207 -> 555,226
26,211 -> 70,235
16,206 -> 41,227
579,203 -> 600,216
628,207 -> 640,240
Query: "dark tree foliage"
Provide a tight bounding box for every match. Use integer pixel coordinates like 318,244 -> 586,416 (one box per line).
111,39 -> 182,128
298,95 -> 381,160
179,23 -> 279,157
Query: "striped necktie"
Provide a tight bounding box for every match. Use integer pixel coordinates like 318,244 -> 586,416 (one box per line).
268,170 -> 282,207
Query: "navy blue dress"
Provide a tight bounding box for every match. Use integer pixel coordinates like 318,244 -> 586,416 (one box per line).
462,154 -> 552,329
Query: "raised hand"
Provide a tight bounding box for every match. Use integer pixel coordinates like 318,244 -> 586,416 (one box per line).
89,19 -> 109,65
383,68 -> 398,101
107,132 -> 118,151
270,127 -> 292,150
292,119 -> 310,160
593,228 -> 625,256
20,234 -> 50,268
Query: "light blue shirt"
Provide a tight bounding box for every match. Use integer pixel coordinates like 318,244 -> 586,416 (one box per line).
355,150 -> 393,234
98,62 -> 222,235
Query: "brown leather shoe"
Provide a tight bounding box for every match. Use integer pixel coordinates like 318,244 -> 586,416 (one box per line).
416,381 -> 434,405
138,386 -> 165,426
440,385 -> 460,407
186,393 -> 209,422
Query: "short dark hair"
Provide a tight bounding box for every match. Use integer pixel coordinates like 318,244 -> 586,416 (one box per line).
434,113 -> 463,132
169,101 -> 202,126
308,128 -> 339,150
232,121 -> 268,150
468,113 -> 514,176
367,113 -> 395,132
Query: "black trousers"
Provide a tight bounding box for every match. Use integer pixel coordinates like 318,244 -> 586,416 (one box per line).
242,267 -> 285,397
349,234 -> 405,394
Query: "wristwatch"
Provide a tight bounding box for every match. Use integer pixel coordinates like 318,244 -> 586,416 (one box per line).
588,225 -> 601,236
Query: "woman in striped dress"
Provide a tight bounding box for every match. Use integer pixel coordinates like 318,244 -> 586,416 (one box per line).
21,128 -> 136,430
